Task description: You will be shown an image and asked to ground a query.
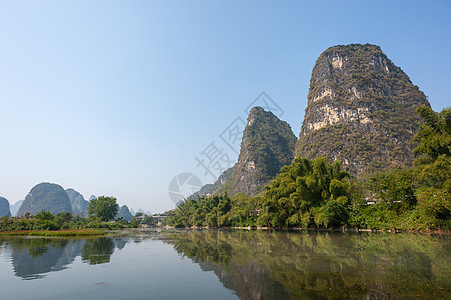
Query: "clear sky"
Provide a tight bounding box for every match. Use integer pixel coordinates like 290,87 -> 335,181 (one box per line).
0,0 -> 450,213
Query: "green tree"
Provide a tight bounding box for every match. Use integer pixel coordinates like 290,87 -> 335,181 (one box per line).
258,157 -> 351,228
414,105 -> 451,189
87,196 -> 119,221
412,106 -> 450,229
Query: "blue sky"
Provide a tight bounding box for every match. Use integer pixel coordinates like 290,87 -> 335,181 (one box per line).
0,0 -> 450,213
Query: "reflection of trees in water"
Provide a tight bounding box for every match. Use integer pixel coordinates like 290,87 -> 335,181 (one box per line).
163,230 -> 450,299
81,237 -> 115,265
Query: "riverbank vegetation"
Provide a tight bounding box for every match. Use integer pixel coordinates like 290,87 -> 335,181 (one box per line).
164,106 -> 450,231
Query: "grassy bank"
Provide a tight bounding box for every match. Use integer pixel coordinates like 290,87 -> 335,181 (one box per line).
0,229 -> 105,237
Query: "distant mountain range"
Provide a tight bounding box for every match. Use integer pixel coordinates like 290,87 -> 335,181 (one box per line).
3,183 -> 141,218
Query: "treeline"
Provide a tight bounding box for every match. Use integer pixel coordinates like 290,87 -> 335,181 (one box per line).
165,106 -> 450,231
0,196 -> 154,231
0,211 -> 138,231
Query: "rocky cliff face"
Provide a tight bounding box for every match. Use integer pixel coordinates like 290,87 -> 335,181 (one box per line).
66,188 -> 89,217
0,197 -> 11,217
17,182 -> 73,216
193,107 -> 297,198
296,44 -> 430,176
230,107 -> 297,195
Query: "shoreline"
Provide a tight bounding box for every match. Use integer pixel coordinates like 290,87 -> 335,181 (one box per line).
161,225 -> 450,235
0,229 -> 106,237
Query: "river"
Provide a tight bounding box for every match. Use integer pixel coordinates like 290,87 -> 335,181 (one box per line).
0,229 -> 449,299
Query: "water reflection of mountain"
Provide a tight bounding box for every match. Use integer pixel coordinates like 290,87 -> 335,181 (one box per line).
199,260 -> 289,300
0,235 -> 135,280
163,230 -> 450,300
7,238 -> 85,280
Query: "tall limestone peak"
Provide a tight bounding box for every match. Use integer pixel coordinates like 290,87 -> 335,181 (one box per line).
117,205 -> 133,221
17,182 -> 73,216
230,106 -> 297,195
296,43 -> 430,176
66,188 -> 89,217
190,107 -> 297,198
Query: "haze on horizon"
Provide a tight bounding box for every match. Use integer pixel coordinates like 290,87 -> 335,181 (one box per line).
1,0 -> 450,213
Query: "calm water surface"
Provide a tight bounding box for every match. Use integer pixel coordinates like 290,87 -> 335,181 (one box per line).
0,229 -> 449,299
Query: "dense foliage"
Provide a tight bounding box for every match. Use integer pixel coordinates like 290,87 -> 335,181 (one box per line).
166,106 -> 450,231
0,210 -> 137,232
165,156 -> 354,229
354,106 -> 450,230
87,196 -> 119,221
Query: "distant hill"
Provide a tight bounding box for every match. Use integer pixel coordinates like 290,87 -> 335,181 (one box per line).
66,188 -> 89,217
137,209 -> 151,215
117,205 -> 133,221
0,197 -> 11,217
16,182 -> 73,216
295,44 -> 430,176
189,166 -> 235,199
10,200 -> 23,216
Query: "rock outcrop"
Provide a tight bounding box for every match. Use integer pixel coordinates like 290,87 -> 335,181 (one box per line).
296,44 -> 430,176
16,182 -> 73,216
